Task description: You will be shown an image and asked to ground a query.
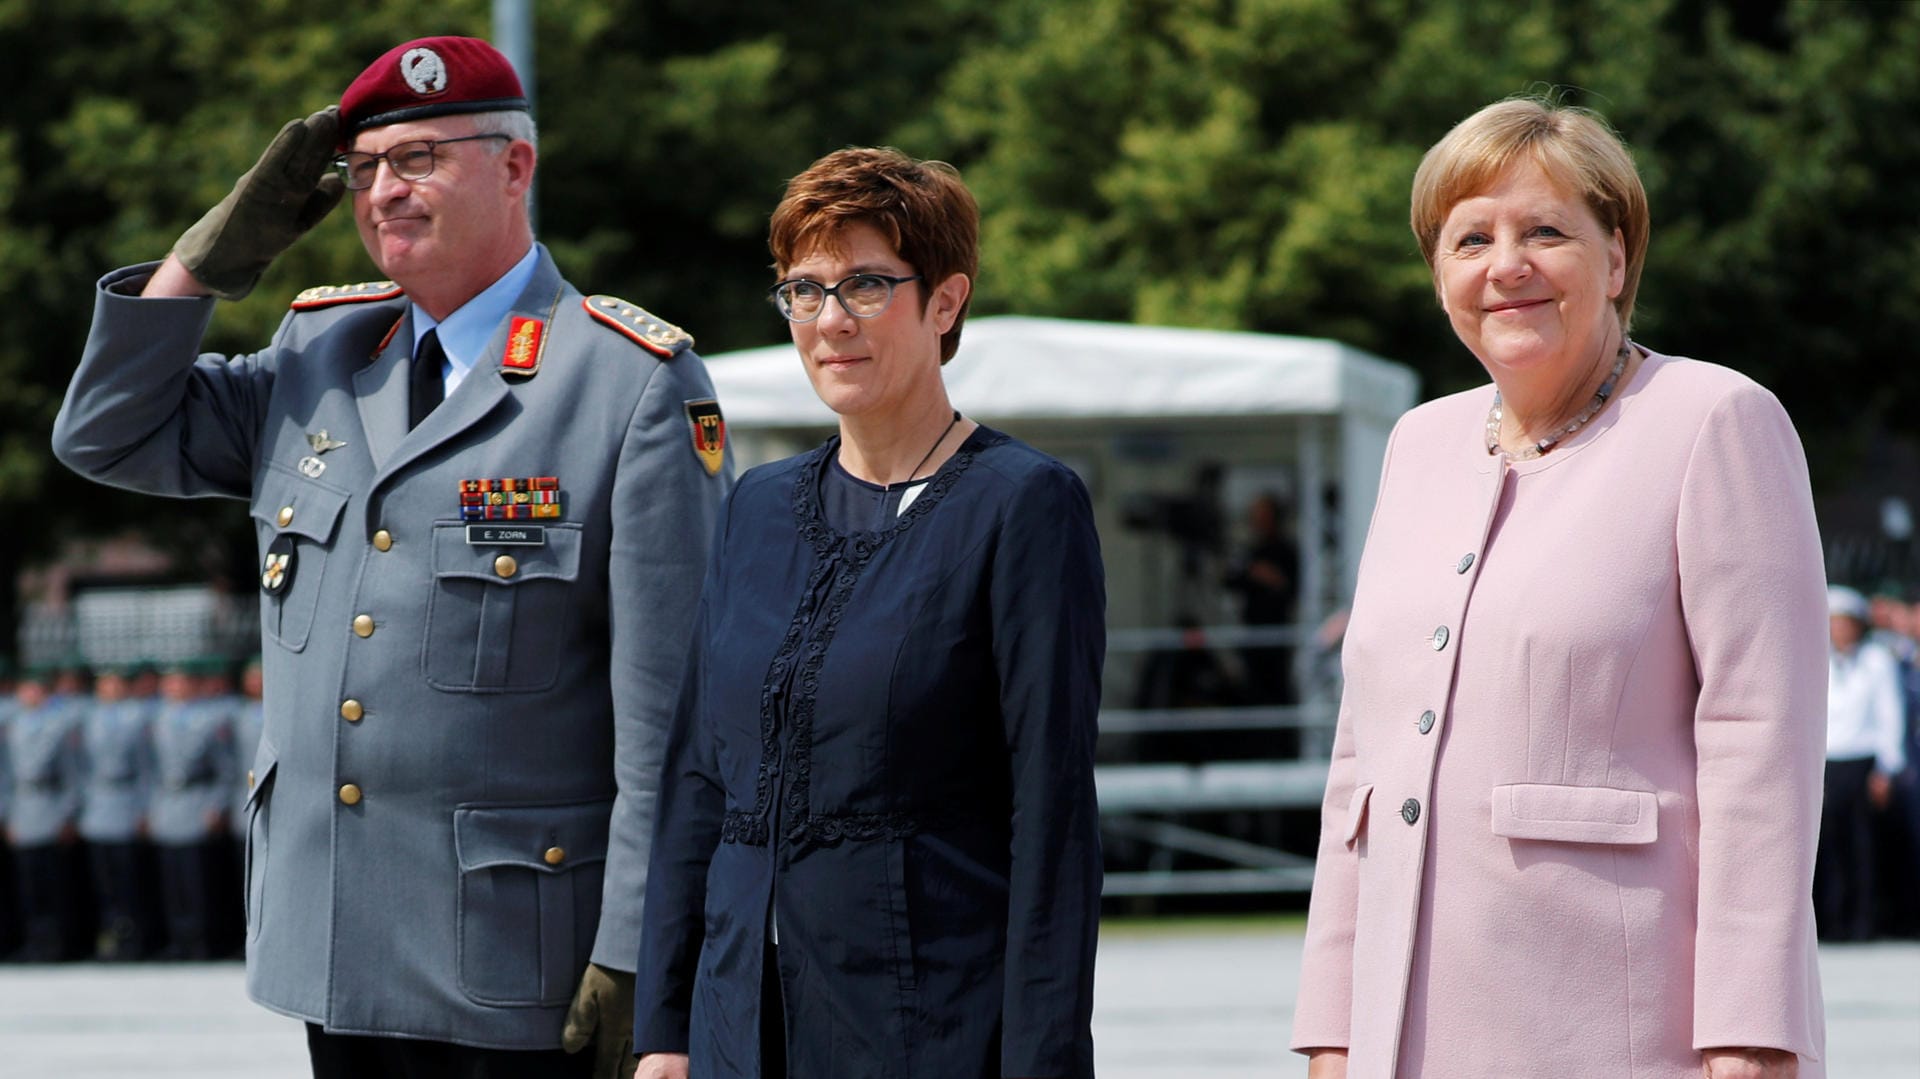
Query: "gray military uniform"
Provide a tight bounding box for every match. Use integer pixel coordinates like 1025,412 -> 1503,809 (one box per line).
6,696 -> 84,846
78,698 -> 155,843
148,697 -> 233,844
53,246 -> 726,1047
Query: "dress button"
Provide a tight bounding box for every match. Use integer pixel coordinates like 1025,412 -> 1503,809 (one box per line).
544,847 -> 566,866
1418,710 -> 1436,734
276,505 -> 294,527
1456,552 -> 1475,574
340,699 -> 364,722
352,614 -> 374,638
247,770 -> 256,790
494,554 -> 518,579
339,783 -> 362,806
372,529 -> 393,552
1431,625 -> 1450,651
1401,798 -> 1421,825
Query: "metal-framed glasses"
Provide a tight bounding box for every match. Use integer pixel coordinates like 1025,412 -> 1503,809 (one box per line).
768,273 -> 923,323
332,134 -> 512,190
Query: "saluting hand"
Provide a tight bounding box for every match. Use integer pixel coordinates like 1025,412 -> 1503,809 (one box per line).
1703,1047 -> 1798,1077
170,106 -> 345,300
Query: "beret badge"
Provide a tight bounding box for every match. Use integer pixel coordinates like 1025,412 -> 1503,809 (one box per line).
400,47 -> 449,96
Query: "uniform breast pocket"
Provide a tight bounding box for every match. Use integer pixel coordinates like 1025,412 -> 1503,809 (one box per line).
453,800 -> 611,1007
425,523 -> 583,693
250,465 -> 351,653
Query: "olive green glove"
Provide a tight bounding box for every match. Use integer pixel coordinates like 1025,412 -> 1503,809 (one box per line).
173,106 -> 345,300
562,962 -> 635,1079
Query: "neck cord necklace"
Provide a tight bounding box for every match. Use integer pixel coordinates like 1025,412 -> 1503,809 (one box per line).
875,409 -> 962,530
1486,341 -> 1632,459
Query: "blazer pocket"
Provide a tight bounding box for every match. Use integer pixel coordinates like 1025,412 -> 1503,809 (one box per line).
250,465 -> 350,653
1343,783 -> 1375,848
453,799 -> 611,1007
425,522 -> 583,693
1490,782 -> 1657,845
243,738 -> 278,942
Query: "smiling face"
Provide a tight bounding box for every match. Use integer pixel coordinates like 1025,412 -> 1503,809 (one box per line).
349,116 -> 533,307
782,221 -> 969,420
1434,161 -> 1626,385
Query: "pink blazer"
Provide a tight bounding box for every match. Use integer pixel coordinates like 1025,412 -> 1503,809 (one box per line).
1292,351 -> 1827,1077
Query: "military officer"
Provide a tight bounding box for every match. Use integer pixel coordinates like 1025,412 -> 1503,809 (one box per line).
5,667 -> 87,961
53,34 -> 726,1078
149,658 -> 235,960
78,663 -> 158,960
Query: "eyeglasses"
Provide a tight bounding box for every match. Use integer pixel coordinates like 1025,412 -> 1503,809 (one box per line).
332,134 -> 511,190
768,273 -> 922,323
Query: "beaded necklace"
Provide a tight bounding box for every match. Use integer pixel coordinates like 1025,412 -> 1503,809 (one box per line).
1485,341 -> 1632,459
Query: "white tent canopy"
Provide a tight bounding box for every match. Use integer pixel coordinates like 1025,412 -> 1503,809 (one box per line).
706,315 -> 1416,428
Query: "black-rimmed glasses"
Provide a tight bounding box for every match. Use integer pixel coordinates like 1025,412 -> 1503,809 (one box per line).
332,134 -> 512,190
768,273 -> 922,323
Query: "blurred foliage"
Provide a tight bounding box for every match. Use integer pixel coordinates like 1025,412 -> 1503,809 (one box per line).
3,0 -> 1917,605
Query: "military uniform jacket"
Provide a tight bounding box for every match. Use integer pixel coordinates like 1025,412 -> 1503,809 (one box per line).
636,429 -> 1104,1079
79,698 -> 155,843
6,697 -> 85,846
148,698 -> 234,844
53,248 -> 726,1049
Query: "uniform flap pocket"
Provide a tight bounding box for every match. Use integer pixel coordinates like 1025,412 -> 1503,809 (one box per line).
432,522 -> 582,584
244,738 -> 278,810
250,463 -> 350,542
1490,783 -> 1657,845
1343,783 -> 1375,847
454,799 -> 612,873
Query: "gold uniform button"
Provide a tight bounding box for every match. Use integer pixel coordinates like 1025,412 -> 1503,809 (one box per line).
340,699 -> 364,722
247,770 -> 256,790
353,614 -> 374,638
276,505 -> 294,527
543,847 -> 566,866
372,529 -> 393,552
494,554 -> 518,579
339,784 -> 362,806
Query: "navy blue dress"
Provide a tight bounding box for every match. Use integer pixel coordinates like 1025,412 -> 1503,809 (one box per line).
636,427 -> 1105,1078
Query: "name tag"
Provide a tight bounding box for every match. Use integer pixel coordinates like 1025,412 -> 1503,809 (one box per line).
466,525 -> 547,547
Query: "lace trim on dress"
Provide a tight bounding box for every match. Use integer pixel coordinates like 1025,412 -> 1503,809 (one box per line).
720,430 -> 1007,847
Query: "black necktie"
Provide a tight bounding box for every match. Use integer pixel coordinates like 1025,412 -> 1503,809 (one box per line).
410,328 -> 446,430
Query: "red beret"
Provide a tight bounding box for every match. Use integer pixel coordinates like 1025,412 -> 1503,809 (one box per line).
339,36 -> 527,138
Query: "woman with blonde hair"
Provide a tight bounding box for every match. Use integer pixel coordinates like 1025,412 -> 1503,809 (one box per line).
1292,97 -> 1827,1078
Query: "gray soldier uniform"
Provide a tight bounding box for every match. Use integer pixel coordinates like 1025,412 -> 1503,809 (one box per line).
79,696 -> 155,844
148,695 -> 233,845
53,246 -> 725,1046
6,695 -> 84,847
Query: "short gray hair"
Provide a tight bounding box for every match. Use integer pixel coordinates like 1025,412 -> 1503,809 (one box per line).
469,108 -> 539,151
465,109 -> 539,218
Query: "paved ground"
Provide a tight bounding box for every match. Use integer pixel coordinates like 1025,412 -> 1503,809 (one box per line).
0,922 -> 1913,1077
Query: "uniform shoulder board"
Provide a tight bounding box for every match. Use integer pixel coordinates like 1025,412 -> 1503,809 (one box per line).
583,295 -> 693,358
290,281 -> 404,311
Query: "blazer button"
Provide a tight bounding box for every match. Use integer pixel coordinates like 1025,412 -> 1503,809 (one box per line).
339,783 -> 363,806
372,529 -> 393,552
340,699 -> 364,722
1456,552 -> 1475,574
352,614 -> 374,638
276,505 -> 294,527
544,847 -> 565,866
494,554 -> 518,579
1418,710 -> 1436,734
1431,625 -> 1450,651
1401,798 -> 1421,825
